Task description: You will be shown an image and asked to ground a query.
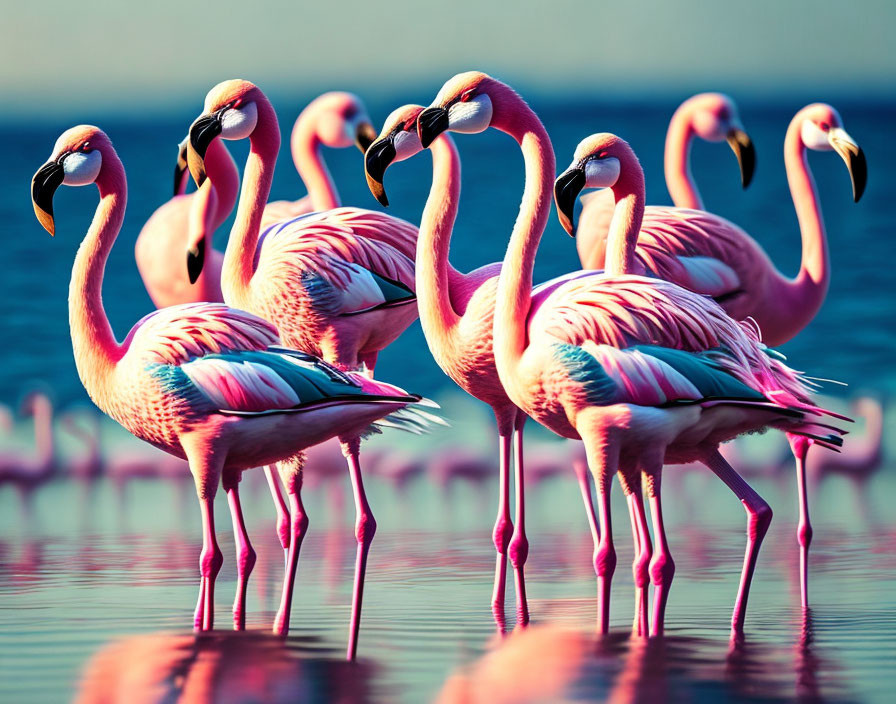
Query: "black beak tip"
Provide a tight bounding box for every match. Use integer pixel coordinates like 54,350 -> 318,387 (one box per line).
852,148 -> 867,203
186,240 -> 206,285
418,108 -> 449,149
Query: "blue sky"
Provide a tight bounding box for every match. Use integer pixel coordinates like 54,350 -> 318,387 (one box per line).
3,0 -> 893,116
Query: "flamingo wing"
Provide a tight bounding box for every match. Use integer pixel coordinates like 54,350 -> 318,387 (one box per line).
256,209 -> 417,316
123,302 -> 280,366
535,275 -> 846,446
173,347 -> 420,416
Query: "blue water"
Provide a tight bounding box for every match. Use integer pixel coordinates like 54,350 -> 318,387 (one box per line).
2,96 -> 895,404
1,97 -> 895,702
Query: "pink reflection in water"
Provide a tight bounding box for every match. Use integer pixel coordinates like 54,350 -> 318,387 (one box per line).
74,631 -> 373,704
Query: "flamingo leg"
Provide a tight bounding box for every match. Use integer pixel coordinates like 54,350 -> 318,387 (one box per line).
574,456 -> 600,554
273,463 -> 309,636
628,488 -> 652,637
491,428 -> 514,629
509,415 -> 529,625
192,489 -> 223,632
788,434 -> 814,609
264,464 -> 290,562
343,438 -> 376,661
704,449 -> 773,633
225,478 -> 256,631
644,463 -> 674,638
582,429 -> 619,635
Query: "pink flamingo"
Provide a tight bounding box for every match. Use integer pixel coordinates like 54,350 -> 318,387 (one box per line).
31,124 -> 433,640
136,93 -> 375,310
576,92 -> 755,265
416,72 -> 846,636
184,80 -> 426,658
135,137 -> 237,307
805,396 -> 883,482
559,103 -> 866,609
0,391 -> 57,491
365,104 -> 601,624
61,407 -> 104,480
261,91 -> 377,226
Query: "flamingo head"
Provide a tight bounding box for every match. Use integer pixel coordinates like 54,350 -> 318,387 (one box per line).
418,71 -> 509,148
554,134 -> 642,237
306,92 -> 377,152
797,103 -> 867,202
173,136 -> 190,197
364,105 -> 426,206
683,93 -> 756,188
32,126 -> 111,236
187,79 -> 266,187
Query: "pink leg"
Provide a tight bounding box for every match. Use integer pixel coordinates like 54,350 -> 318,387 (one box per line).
645,468 -> 674,637
226,481 -> 256,630
705,450 -> 773,632
581,430 -> 619,636
594,473 -> 616,634
491,429 -> 514,629
194,495 -> 223,632
788,434 -> 814,609
574,458 -> 600,552
274,469 -> 309,636
508,416 -> 529,625
343,438 -> 376,661
264,465 -> 290,559
627,488 -> 652,637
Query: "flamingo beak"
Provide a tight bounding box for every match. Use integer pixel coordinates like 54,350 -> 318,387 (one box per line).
417,107 -> 449,149
554,166 -> 586,237
31,158 -> 66,236
364,134 -> 398,207
726,128 -> 756,189
187,110 -> 224,187
187,237 -> 206,285
829,129 -> 867,202
355,121 -> 378,153
173,138 -> 190,197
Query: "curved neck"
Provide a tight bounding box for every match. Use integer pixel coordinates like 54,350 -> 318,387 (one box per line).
205,138 -> 241,230
416,134 -> 463,349
605,164 -> 646,276
221,100 -> 282,306
664,103 -> 702,209
70,158 -> 126,411
291,110 -> 340,211
772,117 -> 829,323
492,100 -> 556,374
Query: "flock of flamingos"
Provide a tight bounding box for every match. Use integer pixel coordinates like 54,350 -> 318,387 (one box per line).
12,70 -> 882,661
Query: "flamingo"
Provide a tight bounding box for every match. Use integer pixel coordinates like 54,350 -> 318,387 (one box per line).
60,407 -> 104,480
558,102 -> 867,609
136,93 -> 375,309
365,104 -> 601,624
135,137 -> 237,307
576,92 -> 756,268
31,124 -> 433,640
184,80 -> 427,657
415,72 -> 846,636
0,391 -> 57,491
261,91 -> 377,226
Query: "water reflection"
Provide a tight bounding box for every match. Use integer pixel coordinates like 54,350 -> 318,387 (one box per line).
436,615 -> 854,704
74,631 -> 374,704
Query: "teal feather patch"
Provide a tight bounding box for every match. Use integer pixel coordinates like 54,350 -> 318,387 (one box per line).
628,345 -> 765,402
551,342 -> 618,404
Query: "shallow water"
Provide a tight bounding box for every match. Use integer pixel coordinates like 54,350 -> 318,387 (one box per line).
1,453 -> 893,703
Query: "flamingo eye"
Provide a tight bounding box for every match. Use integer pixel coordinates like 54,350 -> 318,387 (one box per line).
819,122 -> 830,132
459,89 -> 475,103
81,142 -> 90,152
232,98 -> 243,109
